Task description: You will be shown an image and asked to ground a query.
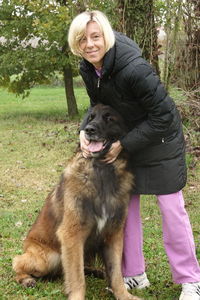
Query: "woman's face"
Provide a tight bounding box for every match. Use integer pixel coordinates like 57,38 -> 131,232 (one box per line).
79,21 -> 106,69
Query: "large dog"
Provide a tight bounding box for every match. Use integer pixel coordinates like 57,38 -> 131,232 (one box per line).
12,104 -> 141,300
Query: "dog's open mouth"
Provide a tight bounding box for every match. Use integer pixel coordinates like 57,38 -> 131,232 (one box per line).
87,140 -> 107,153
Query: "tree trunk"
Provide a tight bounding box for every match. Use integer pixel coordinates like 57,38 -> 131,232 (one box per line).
173,0 -> 200,90
116,0 -> 159,74
163,0 -> 171,91
163,0 -> 182,91
63,64 -> 78,117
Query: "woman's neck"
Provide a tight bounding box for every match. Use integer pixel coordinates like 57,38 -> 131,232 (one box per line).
95,67 -> 102,77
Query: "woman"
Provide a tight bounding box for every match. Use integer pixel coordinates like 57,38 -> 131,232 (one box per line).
68,10 -> 200,300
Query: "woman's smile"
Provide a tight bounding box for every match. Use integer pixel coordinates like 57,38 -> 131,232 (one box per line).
79,21 -> 106,69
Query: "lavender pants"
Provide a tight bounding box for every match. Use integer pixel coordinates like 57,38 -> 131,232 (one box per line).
122,191 -> 200,283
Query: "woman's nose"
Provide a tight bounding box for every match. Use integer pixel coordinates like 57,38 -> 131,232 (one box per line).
86,37 -> 94,47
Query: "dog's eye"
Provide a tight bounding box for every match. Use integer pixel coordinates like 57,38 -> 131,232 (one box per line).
104,113 -> 115,122
88,114 -> 95,122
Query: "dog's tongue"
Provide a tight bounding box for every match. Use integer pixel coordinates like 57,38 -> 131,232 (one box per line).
87,141 -> 104,153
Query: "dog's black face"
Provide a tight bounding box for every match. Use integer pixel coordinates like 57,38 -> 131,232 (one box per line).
83,104 -> 127,158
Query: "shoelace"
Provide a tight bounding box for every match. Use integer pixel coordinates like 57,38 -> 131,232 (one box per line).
182,283 -> 200,296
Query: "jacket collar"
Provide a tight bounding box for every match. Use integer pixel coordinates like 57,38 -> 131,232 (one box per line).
80,45 -> 116,78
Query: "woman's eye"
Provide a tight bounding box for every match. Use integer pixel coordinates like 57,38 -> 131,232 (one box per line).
80,36 -> 87,43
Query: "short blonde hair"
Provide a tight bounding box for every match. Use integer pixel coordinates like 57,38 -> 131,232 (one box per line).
68,10 -> 115,56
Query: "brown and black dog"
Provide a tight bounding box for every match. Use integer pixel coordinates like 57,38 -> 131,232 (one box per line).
12,104 -> 142,300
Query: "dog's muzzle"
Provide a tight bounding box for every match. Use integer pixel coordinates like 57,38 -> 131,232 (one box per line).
84,124 -> 111,156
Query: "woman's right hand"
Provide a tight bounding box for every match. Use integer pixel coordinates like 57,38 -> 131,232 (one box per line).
79,130 -> 91,158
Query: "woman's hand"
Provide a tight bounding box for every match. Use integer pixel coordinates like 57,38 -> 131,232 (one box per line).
79,130 -> 91,158
102,140 -> 123,164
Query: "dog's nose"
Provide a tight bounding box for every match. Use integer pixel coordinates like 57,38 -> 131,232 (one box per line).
85,125 -> 96,135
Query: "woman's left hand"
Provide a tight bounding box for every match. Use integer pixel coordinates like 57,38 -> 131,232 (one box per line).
102,140 -> 123,164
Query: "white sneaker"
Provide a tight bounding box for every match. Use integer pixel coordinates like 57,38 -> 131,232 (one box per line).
179,282 -> 200,300
124,272 -> 150,290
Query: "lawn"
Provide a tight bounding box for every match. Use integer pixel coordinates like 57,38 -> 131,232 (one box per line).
0,86 -> 199,300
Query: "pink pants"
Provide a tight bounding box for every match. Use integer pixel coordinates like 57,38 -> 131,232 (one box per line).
122,191 -> 200,283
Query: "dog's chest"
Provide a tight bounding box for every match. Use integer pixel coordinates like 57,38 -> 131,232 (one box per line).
81,162 -> 128,233
95,204 -> 110,232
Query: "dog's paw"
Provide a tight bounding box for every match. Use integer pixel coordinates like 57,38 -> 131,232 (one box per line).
21,277 -> 36,288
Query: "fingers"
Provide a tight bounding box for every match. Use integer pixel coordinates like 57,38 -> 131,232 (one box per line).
82,148 -> 91,158
102,141 -> 123,164
102,150 -> 119,164
79,130 -> 91,158
80,130 -> 89,146
102,156 -> 117,164
82,151 -> 90,158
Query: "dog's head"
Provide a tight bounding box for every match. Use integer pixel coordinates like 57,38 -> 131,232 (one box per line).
83,104 -> 127,158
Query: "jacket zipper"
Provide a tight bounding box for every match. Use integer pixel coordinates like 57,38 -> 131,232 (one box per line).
97,77 -> 100,88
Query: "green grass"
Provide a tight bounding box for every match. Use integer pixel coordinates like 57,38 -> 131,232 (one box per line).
0,87 -> 199,300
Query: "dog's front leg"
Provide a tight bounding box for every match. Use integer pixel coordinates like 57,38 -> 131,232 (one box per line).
104,228 -> 142,300
57,211 -> 90,300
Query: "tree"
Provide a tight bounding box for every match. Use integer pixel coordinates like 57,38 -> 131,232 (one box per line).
0,0 -> 116,116
174,0 -> 200,90
161,0 -> 182,90
0,0 -> 78,116
116,0 -> 160,74
154,0 -> 199,91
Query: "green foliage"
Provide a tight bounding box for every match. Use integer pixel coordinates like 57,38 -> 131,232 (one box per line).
0,0 -> 74,97
154,0 -> 183,28
0,0 -> 116,98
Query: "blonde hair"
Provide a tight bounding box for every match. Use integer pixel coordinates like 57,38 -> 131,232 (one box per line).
68,10 -> 115,56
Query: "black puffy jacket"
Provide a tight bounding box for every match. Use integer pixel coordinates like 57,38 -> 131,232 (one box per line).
79,31 -> 187,194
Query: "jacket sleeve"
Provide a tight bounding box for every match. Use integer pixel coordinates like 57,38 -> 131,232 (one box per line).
120,62 -> 177,153
79,69 -> 98,130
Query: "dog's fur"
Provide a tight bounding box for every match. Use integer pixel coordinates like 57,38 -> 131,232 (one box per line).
12,104 -> 142,300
